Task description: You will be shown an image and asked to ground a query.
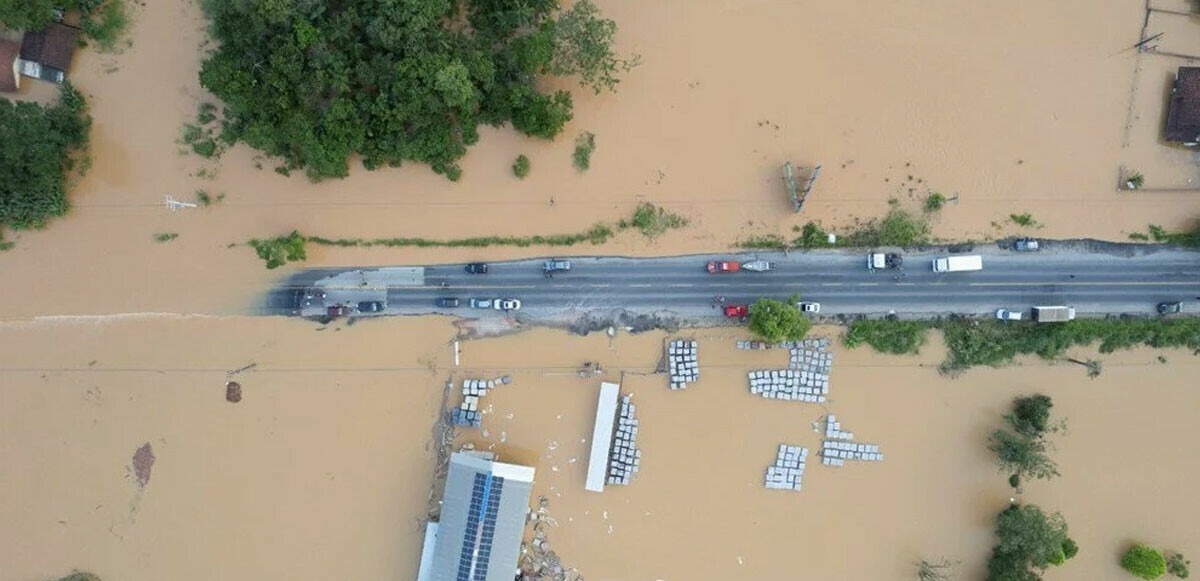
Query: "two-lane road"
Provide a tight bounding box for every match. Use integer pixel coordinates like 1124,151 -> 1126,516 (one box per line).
265,248 -> 1200,321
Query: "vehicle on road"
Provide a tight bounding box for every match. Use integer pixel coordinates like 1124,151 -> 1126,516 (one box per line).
868,252 -> 903,271
358,301 -> 385,313
932,255 -> 983,273
996,308 -> 1023,321
742,259 -> 775,272
1032,306 -> 1075,322
707,260 -> 740,273
494,298 -> 522,311
543,259 -> 572,273
465,263 -> 488,274
798,302 -> 821,313
435,297 -> 460,308
327,305 -> 351,317
724,304 -> 748,318
1014,238 -> 1040,252
1158,301 -> 1183,315
470,298 -> 493,309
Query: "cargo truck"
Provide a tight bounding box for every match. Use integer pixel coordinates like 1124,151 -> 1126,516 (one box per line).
932,255 -> 983,273
1032,306 -> 1075,322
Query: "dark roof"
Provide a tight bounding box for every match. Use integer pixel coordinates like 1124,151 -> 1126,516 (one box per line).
20,22 -> 80,72
1166,67 -> 1200,143
429,452 -> 534,581
0,40 -> 18,92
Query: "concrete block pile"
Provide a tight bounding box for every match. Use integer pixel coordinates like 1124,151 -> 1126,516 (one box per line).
451,376 -> 509,428
821,414 -> 883,467
764,444 -> 808,492
735,340 -> 774,350
667,340 -> 699,390
746,338 -> 832,402
607,394 -> 642,485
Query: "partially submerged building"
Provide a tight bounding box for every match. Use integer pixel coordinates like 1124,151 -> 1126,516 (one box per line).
419,451 -> 535,581
1165,66 -> 1200,146
19,22 -> 80,85
0,39 -> 19,92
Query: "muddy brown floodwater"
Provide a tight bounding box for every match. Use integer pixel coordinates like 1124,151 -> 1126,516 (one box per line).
2,319 -> 1198,581
2,0 -> 1199,580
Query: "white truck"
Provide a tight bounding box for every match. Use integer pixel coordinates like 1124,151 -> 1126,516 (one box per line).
868,252 -> 903,271
932,255 -> 983,273
1032,306 -> 1076,323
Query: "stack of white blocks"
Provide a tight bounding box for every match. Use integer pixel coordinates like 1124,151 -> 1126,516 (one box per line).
747,339 -> 832,402
821,414 -> 883,467
667,340 -> 699,390
607,394 -> 641,485
764,444 -> 807,492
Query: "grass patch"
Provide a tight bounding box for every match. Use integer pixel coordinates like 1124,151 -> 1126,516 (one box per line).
153,232 -> 178,242
738,234 -> 787,249
844,318 -> 1200,374
840,208 -> 931,247
248,230 -> 307,269
1009,213 -> 1038,227
81,0 -> 132,53
924,192 -> 946,212
196,189 -> 224,206
622,202 -> 687,238
573,131 -> 595,171
1128,232 -> 1150,241
512,154 -> 530,179
309,223 -> 615,250
1126,220 -> 1200,247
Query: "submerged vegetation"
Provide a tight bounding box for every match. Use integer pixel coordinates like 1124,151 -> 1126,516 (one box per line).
153,232 -> 178,243
512,155 -> 531,179
0,0 -> 131,52
248,230 -> 307,269
843,318 -> 1200,373
620,202 -> 687,238
573,131 -> 596,171
198,0 -> 635,181
989,395 -> 1061,483
986,504 -> 1076,581
0,83 -> 92,246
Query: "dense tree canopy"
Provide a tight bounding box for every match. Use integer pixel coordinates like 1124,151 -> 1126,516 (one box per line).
987,504 -> 1076,581
0,83 -> 92,240
748,296 -> 812,343
199,0 -> 633,181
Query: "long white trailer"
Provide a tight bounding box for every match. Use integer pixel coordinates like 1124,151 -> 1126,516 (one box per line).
585,382 -> 621,492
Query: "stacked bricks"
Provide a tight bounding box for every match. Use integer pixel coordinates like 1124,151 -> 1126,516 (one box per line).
607,394 -> 641,485
451,378 -> 504,428
747,338 -> 832,402
667,340 -> 699,390
820,414 -> 883,467
764,444 -> 808,492
735,340 -> 774,350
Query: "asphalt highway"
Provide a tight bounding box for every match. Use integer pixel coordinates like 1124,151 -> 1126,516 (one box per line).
265,248 -> 1200,320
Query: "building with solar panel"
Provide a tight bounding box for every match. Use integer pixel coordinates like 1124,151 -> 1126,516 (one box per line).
417,451 -> 536,581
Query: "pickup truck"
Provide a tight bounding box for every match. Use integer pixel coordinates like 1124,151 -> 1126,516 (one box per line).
724,304 -> 748,318
707,260 -> 740,273
868,253 -> 903,271
932,255 -> 983,273
543,259 -> 571,273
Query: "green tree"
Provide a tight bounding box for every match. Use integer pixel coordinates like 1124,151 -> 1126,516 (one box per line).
748,296 -> 812,343
549,0 -> 640,94
248,230 -> 307,269
0,83 -> 91,241
988,429 -> 1059,482
986,504 -> 1072,581
1007,394 -> 1054,437
435,62 -> 478,109
512,154 -> 530,178
1123,544 -> 1167,580
0,0 -> 56,30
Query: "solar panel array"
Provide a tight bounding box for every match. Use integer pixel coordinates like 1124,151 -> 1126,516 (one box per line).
456,472 -> 505,581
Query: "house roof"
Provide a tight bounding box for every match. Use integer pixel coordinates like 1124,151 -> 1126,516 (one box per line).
20,22 -> 80,72
1166,67 -> 1200,143
429,452 -> 534,581
0,39 -> 18,92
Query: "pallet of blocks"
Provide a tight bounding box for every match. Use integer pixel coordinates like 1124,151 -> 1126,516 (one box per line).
764,444 -> 808,492
666,340 -> 699,390
606,394 -> 642,485
820,414 -> 883,467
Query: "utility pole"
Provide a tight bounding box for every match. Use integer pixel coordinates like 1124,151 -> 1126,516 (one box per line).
164,196 -> 197,211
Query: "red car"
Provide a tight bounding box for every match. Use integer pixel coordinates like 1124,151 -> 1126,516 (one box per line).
724,304 -> 748,318
327,305 -> 351,317
707,260 -> 741,273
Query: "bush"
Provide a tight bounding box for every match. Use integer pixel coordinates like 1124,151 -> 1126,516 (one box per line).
80,0 -> 131,53
153,232 -> 178,242
1010,213 -> 1037,227
573,131 -> 596,170
748,296 -> 812,343
1009,394 -> 1054,437
793,222 -> 834,248
512,155 -> 530,179
248,230 -> 307,269
925,192 -> 947,212
627,202 -> 687,238
1062,538 -> 1079,560
1167,552 -> 1190,579
0,83 -> 91,238
1123,544 -> 1167,580
840,208 -> 931,247
988,429 -> 1059,482
843,320 -> 931,354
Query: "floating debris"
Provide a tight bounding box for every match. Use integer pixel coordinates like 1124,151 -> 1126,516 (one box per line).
666,340 -> 699,390
764,444 -> 807,492
225,381 -> 242,403
132,443 -> 155,488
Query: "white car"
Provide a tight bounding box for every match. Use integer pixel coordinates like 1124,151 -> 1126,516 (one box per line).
798,302 -> 821,313
996,308 -> 1023,321
469,298 -> 493,309
494,298 -> 522,311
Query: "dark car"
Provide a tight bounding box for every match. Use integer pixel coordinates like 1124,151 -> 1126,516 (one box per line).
435,297 -> 461,308
465,263 -> 489,274
357,301 -> 385,313
1158,301 -> 1183,315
